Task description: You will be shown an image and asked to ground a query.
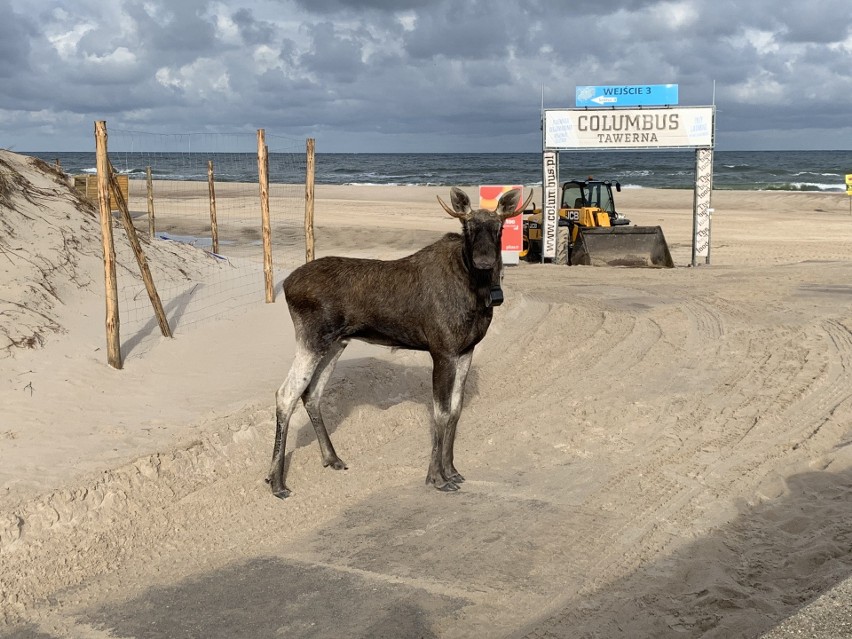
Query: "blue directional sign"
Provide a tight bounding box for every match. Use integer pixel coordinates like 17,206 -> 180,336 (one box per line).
576,84 -> 679,108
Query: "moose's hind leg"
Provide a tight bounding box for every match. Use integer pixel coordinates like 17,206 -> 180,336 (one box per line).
302,340 -> 348,471
268,342 -> 324,499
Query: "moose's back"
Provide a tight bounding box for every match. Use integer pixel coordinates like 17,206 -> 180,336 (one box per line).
282,233 -> 490,352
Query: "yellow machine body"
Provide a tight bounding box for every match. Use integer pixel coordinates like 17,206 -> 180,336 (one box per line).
520,179 -> 674,268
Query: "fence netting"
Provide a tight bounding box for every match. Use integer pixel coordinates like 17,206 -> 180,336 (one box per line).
104,130 -> 306,348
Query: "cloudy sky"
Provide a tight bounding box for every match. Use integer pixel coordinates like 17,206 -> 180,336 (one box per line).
2,0 -> 850,152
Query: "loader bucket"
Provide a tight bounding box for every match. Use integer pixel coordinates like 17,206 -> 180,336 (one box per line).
571,226 -> 674,268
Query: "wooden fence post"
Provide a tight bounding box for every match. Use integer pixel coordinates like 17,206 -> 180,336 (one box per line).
207,159 -> 219,254
305,138 -> 315,263
94,121 -> 122,369
108,161 -> 172,338
146,166 -> 155,238
257,129 -> 274,303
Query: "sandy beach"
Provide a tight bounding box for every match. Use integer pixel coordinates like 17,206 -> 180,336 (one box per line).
1,149 -> 851,637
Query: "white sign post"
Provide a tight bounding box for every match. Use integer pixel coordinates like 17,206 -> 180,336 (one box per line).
541,151 -> 559,259
693,148 -> 713,265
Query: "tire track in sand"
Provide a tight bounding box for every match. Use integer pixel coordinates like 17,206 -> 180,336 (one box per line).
518,301 -> 852,637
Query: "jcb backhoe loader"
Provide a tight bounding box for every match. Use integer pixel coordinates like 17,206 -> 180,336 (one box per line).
521,179 -> 674,268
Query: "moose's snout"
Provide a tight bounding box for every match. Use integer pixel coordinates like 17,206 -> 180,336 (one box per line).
471,228 -> 500,270
473,255 -> 496,270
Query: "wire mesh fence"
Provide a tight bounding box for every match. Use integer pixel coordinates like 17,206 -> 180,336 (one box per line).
100,129 -> 308,351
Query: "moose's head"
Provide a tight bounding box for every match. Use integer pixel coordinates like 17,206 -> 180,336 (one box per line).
437,187 -> 532,270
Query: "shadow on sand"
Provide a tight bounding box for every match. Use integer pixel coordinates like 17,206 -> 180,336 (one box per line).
512,463 -> 852,638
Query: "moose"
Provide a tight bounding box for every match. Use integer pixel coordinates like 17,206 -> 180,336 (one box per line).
267,186 -> 530,498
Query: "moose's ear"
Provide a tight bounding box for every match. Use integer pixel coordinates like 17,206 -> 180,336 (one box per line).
496,188 -> 521,220
437,186 -> 472,220
450,187 -> 472,214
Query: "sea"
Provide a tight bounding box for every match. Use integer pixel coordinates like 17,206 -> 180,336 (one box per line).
26,150 -> 852,192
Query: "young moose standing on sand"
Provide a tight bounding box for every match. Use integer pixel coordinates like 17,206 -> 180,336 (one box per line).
267,186 -> 530,498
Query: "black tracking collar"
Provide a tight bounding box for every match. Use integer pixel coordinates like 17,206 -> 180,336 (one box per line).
488,285 -> 504,307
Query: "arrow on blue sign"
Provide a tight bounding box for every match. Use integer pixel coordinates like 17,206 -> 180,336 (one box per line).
576,84 -> 679,108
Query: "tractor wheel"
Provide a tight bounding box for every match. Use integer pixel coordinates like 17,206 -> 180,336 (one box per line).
554,227 -> 569,265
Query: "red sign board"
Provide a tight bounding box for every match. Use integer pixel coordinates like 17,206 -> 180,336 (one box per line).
479,185 -> 524,253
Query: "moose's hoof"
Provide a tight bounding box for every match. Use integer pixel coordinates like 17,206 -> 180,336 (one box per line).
426,472 -> 461,492
272,487 -> 291,500
324,457 -> 348,471
448,472 -> 465,484
266,475 -> 291,499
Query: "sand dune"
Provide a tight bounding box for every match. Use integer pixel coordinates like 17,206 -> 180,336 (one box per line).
1,151 -> 851,637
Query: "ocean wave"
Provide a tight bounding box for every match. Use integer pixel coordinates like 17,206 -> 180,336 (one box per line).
762,182 -> 844,192
28,150 -> 852,192
790,172 -> 844,182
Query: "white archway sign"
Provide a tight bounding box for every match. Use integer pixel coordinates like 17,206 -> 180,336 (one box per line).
541,106 -> 715,266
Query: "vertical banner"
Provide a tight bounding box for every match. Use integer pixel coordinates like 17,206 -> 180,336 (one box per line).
542,151 -> 559,260
480,185 -> 524,265
692,148 -> 713,265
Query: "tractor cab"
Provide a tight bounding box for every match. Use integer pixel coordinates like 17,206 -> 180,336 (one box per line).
560,179 -> 630,226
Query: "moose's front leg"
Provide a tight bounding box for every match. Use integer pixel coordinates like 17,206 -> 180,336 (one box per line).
441,350 -> 472,484
427,353 -> 462,492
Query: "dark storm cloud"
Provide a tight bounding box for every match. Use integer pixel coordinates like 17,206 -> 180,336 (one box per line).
775,2 -> 850,44
232,8 -> 276,45
299,22 -> 370,81
290,0 -> 433,12
121,1 -> 219,59
401,5 -> 528,61
2,0 -> 850,151
0,1 -> 34,78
